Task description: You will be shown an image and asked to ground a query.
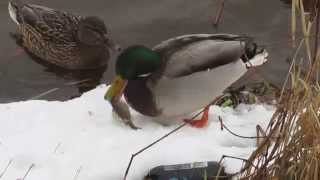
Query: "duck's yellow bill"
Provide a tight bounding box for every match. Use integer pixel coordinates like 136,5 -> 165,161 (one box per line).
105,75 -> 127,102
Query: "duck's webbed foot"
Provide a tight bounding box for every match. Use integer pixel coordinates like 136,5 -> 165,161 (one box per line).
112,100 -> 140,130
184,106 -> 210,128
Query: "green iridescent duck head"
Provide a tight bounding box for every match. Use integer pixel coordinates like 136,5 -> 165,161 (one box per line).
105,45 -> 162,102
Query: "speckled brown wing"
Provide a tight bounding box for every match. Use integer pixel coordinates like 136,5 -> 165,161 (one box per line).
20,4 -> 80,44
15,3 -> 86,68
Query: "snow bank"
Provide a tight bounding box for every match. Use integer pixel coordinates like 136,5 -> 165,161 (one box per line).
0,85 -> 274,180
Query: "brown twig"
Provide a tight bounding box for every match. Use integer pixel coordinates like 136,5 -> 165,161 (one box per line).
312,0 -> 320,63
218,116 -> 277,139
306,0 -> 320,82
212,0 -> 226,28
21,164 -> 35,180
0,159 -> 13,178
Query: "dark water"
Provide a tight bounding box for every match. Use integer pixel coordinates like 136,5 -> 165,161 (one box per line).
0,0 -> 292,103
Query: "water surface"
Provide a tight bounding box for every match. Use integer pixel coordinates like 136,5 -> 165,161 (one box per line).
0,0 -> 292,102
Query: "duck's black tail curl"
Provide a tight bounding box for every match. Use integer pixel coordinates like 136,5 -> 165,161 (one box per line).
239,37 -> 265,63
239,37 -> 268,68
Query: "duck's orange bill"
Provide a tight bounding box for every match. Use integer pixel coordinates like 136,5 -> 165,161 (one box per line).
105,75 -> 128,102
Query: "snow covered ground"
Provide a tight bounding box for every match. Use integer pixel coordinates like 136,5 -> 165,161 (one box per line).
0,85 -> 274,180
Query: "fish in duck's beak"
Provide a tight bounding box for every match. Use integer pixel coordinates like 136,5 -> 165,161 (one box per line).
105,75 -> 140,129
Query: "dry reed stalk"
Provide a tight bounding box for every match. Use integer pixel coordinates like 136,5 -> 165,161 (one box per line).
238,0 -> 320,179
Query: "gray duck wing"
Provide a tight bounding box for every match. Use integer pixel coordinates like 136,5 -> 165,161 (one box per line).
153,34 -> 258,78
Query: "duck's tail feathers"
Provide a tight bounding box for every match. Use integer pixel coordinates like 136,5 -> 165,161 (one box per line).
8,0 -> 29,25
8,0 -> 22,25
239,36 -> 268,68
245,49 -> 268,68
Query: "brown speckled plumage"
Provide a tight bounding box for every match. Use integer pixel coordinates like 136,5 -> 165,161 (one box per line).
9,0 -> 116,70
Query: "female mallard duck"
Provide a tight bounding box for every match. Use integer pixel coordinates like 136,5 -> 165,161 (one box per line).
105,34 -> 268,129
8,0 -> 118,70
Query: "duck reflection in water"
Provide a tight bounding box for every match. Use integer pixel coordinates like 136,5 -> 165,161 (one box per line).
32,51 -> 107,97
10,37 -> 109,99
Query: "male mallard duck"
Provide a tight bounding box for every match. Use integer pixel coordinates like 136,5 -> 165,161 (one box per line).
8,0 -> 118,70
105,34 -> 268,129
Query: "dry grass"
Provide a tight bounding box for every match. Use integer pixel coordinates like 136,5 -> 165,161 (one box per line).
238,0 -> 320,179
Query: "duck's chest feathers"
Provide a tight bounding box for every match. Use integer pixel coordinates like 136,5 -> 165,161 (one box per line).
124,78 -> 160,117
